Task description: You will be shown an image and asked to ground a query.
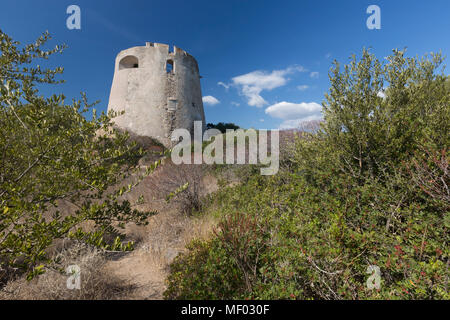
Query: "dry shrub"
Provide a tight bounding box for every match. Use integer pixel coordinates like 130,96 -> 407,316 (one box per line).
149,162 -> 207,215
0,241 -> 135,300
408,147 -> 449,208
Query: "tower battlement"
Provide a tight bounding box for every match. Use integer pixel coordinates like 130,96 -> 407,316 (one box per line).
145,42 -> 190,56
107,43 -> 205,147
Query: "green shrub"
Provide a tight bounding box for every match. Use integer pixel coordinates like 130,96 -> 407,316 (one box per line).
164,239 -> 243,299
166,162 -> 448,299
0,30 -> 158,280
165,49 -> 449,300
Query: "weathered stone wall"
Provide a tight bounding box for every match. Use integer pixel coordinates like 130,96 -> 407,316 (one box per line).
107,43 -> 205,147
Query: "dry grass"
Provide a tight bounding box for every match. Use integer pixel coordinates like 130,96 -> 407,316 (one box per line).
0,241 -> 135,300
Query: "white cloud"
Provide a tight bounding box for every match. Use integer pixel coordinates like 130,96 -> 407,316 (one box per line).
264,101 -> 323,129
230,65 -> 306,107
202,95 -> 220,106
231,101 -> 240,107
310,72 -> 319,79
265,101 -> 322,119
297,85 -> 310,91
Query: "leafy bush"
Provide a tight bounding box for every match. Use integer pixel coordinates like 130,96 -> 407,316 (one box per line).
164,238 -> 242,299
0,30 -> 158,280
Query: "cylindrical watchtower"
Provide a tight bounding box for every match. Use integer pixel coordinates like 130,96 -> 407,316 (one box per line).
107,42 -> 206,147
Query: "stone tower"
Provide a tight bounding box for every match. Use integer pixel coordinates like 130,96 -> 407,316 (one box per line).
107,42 -> 206,147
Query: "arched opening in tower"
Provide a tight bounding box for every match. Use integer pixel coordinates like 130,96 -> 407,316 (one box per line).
119,55 -> 139,70
166,59 -> 174,73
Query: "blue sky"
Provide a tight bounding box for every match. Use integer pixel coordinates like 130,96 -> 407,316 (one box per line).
1,0 -> 449,129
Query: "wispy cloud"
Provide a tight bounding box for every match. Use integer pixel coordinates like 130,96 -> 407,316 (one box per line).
217,82 -> 230,90
202,95 -> 220,106
297,85 -> 310,91
310,71 -> 319,79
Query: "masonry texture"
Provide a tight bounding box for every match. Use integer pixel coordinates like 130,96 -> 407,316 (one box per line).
107,43 -> 206,147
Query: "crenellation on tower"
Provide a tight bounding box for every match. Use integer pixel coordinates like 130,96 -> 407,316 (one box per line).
107,43 -> 206,147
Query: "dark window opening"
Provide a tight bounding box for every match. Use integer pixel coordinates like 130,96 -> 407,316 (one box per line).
119,55 -> 139,70
166,59 -> 174,73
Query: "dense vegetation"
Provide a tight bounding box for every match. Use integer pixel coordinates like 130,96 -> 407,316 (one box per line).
206,122 -> 240,133
0,30 -> 158,280
165,49 -> 449,299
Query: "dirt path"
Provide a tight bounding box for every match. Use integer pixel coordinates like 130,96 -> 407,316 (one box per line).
104,207 -> 217,299
103,172 -> 219,300
104,247 -> 167,299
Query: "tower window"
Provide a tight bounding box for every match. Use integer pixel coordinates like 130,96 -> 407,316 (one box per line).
119,55 -> 139,70
166,59 -> 174,73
